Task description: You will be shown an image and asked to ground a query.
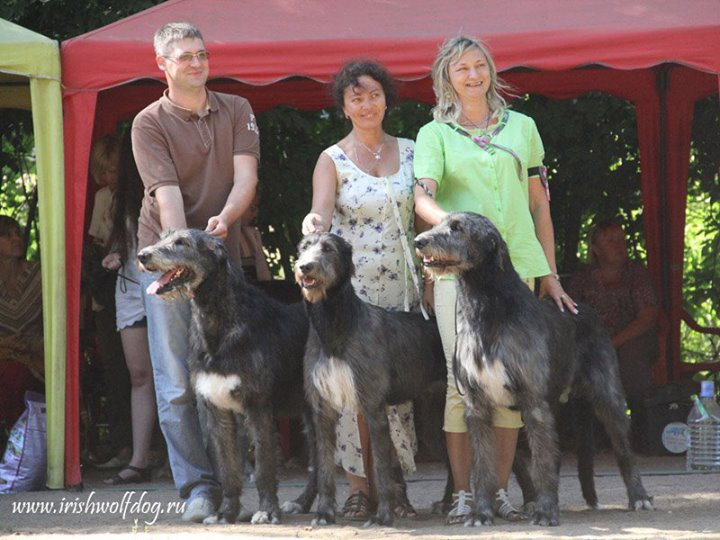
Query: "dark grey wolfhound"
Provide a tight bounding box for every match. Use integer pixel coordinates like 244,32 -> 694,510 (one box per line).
294,233 -> 446,526
137,229 -> 316,525
414,212 -> 654,527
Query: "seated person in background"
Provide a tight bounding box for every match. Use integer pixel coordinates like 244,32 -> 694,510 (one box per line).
567,219 -> 659,405
0,216 -> 44,438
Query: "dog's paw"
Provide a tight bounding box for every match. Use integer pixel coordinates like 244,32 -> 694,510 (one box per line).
251,510 -> 280,525
202,513 -> 226,525
431,499 -> 451,515
311,510 -> 335,526
531,507 -> 560,527
521,501 -> 536,514
237,505 -> 253,522
631,496 -> 655,511
280,500 -> 303,514
363,510 -> 394,528
463,510 -> 494,527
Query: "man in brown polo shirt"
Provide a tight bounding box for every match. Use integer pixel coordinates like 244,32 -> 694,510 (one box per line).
132,22 -> 259,523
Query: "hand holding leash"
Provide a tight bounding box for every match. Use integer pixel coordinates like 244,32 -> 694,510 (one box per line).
101,252 -> 122,270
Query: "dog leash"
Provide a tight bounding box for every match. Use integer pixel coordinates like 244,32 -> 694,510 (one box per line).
446,110 -> 551,199
383,168 -> 429,320
116,264 -> 140,294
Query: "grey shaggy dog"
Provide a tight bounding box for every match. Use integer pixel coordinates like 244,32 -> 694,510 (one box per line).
294,233 -> 446,527
414,212 -> 654,527
137,229 -> 317,525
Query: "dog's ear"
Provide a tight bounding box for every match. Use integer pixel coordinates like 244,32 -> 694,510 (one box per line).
489,232 -> 509,271
198,235 -> 227,264
335,235 -> 356,278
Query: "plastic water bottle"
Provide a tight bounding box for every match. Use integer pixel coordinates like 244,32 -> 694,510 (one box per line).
686,380 -> 720,471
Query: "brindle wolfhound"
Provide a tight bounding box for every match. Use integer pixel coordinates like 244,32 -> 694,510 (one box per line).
414,212 -> 653,527
137,229 -> 316,525
294,233 -> 446,526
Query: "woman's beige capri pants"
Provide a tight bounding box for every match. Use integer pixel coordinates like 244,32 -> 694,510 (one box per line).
434,278 -> 534,431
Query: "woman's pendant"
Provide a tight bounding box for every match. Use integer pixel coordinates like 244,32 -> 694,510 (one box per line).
473,134 -> 491,148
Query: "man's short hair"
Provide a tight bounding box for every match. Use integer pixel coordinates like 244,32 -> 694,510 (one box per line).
153,22 -> 204,57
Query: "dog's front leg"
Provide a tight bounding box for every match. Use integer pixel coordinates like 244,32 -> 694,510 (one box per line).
364,404 -> 400,527
465,401 -> 497,526
247,406 -> 281,524
521,398 -> 560,526
281,408 -> 318,514
204,404 -> 243,524
512,428 -> 538,513
311,400 -> 339,526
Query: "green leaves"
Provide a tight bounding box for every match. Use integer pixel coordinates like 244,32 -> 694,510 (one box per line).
682,96 -> 720,363
0,109 -> 38,260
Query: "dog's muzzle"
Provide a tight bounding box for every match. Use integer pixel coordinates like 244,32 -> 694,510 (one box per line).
295,262 -> 320,289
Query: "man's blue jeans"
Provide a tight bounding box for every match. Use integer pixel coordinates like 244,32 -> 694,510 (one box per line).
140,271 -> 220,501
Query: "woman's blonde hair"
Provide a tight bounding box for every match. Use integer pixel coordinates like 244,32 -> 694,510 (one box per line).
431,36 -> 512,123
89,134 -> 120,186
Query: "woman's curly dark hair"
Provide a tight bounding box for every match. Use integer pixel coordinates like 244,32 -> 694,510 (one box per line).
331,60 -> 397,111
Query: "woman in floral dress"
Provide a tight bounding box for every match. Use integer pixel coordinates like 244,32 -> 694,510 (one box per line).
302,60 -> 422,520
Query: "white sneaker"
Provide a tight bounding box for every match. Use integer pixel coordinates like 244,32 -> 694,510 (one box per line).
446,490 -> 473,525
182,496 -> 215,523
494,488 -> 525,521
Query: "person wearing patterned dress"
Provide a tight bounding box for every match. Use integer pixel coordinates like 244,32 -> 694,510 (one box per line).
302,61 -> 422,520
0,216 -> 44,435
567,219 -> 659,403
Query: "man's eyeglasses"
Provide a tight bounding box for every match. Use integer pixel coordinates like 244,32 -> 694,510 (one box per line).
164,51 -> 210,65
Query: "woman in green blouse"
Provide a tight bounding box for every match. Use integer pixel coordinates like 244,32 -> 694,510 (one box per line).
413,36 -> 576,525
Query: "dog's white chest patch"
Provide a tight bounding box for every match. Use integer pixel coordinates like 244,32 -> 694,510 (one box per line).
457,322 -> 513,408
194,372 -> 244,413
311,357 -> 358,413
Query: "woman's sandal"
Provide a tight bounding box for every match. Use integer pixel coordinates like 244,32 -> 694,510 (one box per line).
103,465 -> 152,485
338,492 -> 374,520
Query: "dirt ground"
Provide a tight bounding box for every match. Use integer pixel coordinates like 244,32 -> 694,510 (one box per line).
1,452 -> 718,539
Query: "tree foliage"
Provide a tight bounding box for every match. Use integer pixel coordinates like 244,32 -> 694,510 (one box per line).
514,93 -> 644,272
682,96 -> 720,362
0,0 -> 164,42
0,109 -> 39,260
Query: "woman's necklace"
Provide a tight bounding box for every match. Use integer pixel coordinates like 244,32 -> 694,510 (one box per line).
356,137 -> 385,161
461,111 -> 493,131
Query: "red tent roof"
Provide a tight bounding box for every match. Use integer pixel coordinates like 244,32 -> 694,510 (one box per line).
62,0 -> 720,92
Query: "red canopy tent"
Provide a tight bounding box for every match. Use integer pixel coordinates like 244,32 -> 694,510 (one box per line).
61,0 -> 720,487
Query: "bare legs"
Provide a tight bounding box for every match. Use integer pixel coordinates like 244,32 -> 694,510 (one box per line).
446,427 -> 519,492
343,414 -> 375,517
446,431 -> 471,491
117,325 -> 156,479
